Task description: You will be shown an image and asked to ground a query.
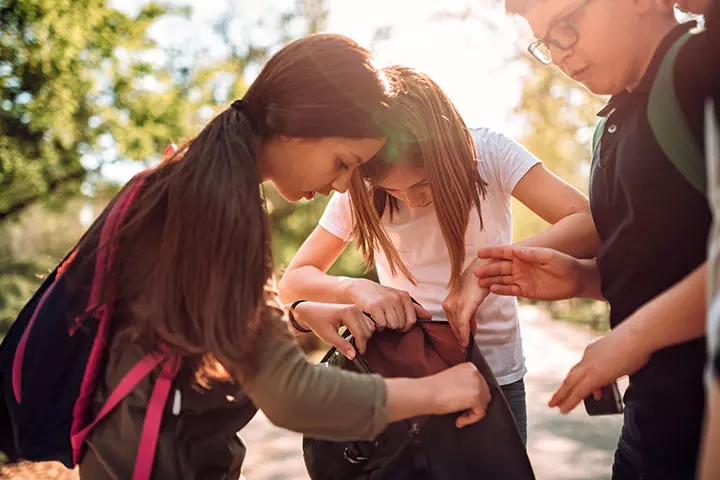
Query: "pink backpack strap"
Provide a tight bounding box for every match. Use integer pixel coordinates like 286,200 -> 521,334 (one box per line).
132,358 -> 180,480
70,352 -> 180,479
71,353 -> 162,463
70,174 -> 146,457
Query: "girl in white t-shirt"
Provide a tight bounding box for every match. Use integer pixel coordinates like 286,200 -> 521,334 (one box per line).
279,66 -> 599,442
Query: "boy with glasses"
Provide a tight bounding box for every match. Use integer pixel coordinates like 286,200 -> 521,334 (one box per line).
476,0 -> 718,477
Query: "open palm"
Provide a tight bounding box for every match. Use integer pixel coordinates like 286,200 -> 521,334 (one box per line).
474,246 -> 582,301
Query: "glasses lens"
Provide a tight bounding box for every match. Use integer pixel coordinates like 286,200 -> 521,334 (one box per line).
529,42 -> 552,65
549,22 -> 579,48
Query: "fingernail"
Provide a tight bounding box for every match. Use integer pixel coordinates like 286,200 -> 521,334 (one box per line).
345,349 -> 355,360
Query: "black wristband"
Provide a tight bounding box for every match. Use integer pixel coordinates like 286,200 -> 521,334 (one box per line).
289,300 -> 312,333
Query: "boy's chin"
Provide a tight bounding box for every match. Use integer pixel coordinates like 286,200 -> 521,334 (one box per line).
580,78 -> 626,97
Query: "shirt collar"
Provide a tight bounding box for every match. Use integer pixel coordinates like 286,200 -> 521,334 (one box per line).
597,21 -> 697,118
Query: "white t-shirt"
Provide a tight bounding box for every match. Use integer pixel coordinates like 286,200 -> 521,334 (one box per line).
319,128 -> 541,385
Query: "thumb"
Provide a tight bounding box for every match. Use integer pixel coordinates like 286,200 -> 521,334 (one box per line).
458,316 -> 470,348
469,310 -> 477,341
450,311 -> 469,348
413,302 -> 432,320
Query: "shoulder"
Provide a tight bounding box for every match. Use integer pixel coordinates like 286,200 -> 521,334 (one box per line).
470,127 -> 515,153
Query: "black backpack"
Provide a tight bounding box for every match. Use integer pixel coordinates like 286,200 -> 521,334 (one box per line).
303,319 -> 535,480
0,173 -> 181,479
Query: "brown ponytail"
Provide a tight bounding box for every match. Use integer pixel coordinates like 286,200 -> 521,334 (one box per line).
105,34 -> 393,383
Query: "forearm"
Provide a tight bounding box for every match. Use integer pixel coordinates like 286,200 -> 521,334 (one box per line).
279,265 -> 354,304
245,332 -> 450,441
244,334 -> 388,441
385,377 -> 439,422
515,212 -> 600,259
615,263 -> 707,353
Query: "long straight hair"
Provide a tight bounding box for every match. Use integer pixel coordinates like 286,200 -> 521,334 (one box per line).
348,66 -> 487,289
104,34 -> 392,383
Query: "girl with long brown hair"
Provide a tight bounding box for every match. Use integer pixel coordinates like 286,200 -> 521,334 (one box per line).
71,36 -> 492,479
280,66 -> 600,443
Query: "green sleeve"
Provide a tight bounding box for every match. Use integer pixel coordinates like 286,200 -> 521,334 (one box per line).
243,334 -> 389,441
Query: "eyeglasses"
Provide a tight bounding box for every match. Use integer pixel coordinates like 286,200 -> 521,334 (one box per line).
527,0 -> 594,65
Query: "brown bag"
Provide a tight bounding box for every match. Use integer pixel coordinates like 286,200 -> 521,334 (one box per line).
303,319 -> 535,480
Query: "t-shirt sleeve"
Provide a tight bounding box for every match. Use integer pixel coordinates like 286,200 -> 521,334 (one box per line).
318,192 -> 354,242
472,128 -> 542,196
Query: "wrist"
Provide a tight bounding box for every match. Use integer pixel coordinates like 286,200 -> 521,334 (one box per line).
571,259 -> 588,298
386,377 -> 438,421
288,300 -> 312,333
616,304 -> 658,355
338,277 -> 362,304
419,374 -> 446,415
575,259 -> 602,299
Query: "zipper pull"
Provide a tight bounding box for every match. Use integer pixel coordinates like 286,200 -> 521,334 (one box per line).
409,421 -> 429,470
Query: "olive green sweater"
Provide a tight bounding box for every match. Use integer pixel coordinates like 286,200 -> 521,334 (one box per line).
80,329 -> 387,479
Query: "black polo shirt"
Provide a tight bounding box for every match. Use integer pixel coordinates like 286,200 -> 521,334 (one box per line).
590,21 -> 712,397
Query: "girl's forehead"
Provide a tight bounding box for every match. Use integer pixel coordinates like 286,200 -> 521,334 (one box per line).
375,164 -> 427,189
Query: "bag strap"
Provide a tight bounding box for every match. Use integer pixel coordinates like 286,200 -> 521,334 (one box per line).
86,175 -> 146,313
70,174 -> 147,462
588,117 -> 608,193
592,117 -> 607,156
132,357 -> 180,480
71,353 -> 163,462
648,29 -> 707,196
70,352 -> 180,480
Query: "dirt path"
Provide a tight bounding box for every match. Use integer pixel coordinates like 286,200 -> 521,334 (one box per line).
0,306 -> 625,480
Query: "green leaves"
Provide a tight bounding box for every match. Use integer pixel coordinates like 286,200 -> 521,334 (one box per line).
0,0 -> 345,337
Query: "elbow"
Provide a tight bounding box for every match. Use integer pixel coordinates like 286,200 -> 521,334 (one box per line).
566,199 -> 592,218
262,403 -> 303,432
278,269 -> 300,303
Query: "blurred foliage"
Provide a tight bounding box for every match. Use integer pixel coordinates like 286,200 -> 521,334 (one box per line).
0,0 -> 613,340
511,53 -> 610,331
0,185 -> 119,333
0,0 -> 186,221
0,0 -> 330,223
0,0 -> 339,336
266,189 -> 375,280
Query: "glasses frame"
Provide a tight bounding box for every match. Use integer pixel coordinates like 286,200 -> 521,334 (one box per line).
527,0 -> 592,65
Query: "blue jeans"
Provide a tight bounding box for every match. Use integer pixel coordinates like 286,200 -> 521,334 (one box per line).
500,378 -> 527,445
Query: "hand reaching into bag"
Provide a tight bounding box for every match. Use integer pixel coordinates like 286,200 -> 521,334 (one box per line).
442,258 -> 491,348
289,301 -> 376,360
344,278 -> 432,331
386,362 -> 492,427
